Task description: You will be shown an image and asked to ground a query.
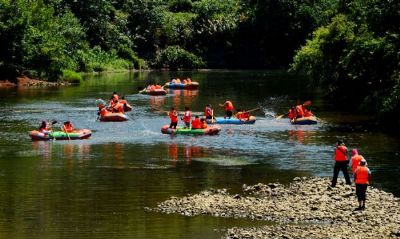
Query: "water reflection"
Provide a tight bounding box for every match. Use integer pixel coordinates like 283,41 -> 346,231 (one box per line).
168,143 -> 208,165
287,129 -> 316,144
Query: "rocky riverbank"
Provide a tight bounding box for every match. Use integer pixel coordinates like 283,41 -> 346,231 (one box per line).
0,75 -> 70,88
153,177 -> 400,238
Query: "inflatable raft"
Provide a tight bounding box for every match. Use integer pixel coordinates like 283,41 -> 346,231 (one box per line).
161,125 -> 221,135
140,89 -> 167,96
206,116 -> 256,125
165,82 -> 199,90
99,113 -> 128,122
291,116 -> 318,125
29,129 -> 92,141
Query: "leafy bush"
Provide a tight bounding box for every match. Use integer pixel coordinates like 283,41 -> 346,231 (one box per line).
154,46 -> 205,69
61,70 -> 82,83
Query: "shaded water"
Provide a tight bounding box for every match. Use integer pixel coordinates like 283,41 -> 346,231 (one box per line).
0,71 -> 399,238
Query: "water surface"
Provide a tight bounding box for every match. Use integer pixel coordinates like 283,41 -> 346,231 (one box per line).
0,71 -> 399,238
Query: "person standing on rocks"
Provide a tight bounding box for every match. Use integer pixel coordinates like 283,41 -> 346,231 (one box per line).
354,159 -> 371,210
331,140 -> 351,187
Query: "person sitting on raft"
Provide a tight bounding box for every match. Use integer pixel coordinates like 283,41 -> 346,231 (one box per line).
181,106 -> 192,128
235,109 -> 251,121
38,121 -> 51,134
113,99 -> 125,113
119,96 -> 132,112
191,115 -> 201,129
171,78 -> 177,84
186,78 -> 192,84
288,107 -> 296,120
62,121 -> 74,133
97,100 -> 111,117
220,99 -> 234,119
112,91 -> 119,101
168,107 -> 178,129
200,118 -> 207,129
204,104 -> 214,120
295,101 -> 304,118
182,79 -> 188,84
175,78 -> 181,84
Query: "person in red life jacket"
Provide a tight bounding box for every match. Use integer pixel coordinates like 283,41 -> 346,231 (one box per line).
112,92 -> 119,101
181,106 -> 192,128
155,84 -> 162,89
235,109 -> 251,121
331,140 -> 351,187
182,79 -> 188,84
108,97 -> 116,110
354,159 -> 371,210
200,118 -> 207,129
168,107 -> 178,129
303,107 -> 313,117
350,149 -> 366,173
113,100 -> 125,113
62,121 -> 74,133
38,121 -> 50,134
295,101 -> 304,118
288,107 -> 296,120
119,96 -> 132,112
191,115 -> 201,129
204,104 -> 214,120
221,99 -> 234,119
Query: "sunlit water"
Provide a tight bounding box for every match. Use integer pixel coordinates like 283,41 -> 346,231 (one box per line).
0,71 -> 399,238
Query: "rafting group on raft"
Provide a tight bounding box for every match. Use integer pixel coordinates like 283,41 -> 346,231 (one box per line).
161,100 -> 255,135
29,77 -> 320,139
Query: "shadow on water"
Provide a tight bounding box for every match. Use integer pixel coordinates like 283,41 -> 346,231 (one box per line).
0,71 -> 399,238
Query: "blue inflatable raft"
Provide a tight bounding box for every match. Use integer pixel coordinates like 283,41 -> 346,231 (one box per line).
291,116 -> 318,125
206,116 -> 256,125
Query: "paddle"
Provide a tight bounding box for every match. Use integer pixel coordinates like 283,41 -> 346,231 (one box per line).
244,107 -> 260,113
276,112 -> 288,119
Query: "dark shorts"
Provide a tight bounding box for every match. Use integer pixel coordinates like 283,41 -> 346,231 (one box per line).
226,111 -> 233,117
206,116 -> 212,119
169,122 -> 177,129
356,184 -> 368,201
184,121 -> 190,128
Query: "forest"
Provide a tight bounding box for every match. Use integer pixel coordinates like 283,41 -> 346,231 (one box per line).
0,0 -> 399,124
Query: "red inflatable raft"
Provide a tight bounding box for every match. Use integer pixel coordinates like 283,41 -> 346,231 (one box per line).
99,113 -> 128,122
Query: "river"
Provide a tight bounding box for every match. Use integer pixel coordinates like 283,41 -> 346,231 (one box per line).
0,71 -> 399,238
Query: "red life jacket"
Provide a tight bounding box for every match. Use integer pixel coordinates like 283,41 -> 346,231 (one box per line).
183,111 -> 191,122
351,155 -> 364,172
169,111 -> 178,123
334,146 -> 348,161
237,112 -> 250,119
225,101 -> 234,111
63,123 -> 74,133
191,118 -> 201,129
295,105 -> 304,117
304,109 -> 313,117
205,107 -> 213,117
354,166 -> 369,184
288,109 -> 295,120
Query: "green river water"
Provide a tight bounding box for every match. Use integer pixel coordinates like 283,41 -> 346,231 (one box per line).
0,71 -> 399,238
